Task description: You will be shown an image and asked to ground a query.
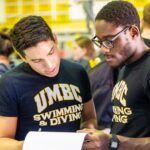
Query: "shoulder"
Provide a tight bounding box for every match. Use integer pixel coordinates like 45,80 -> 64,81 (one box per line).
61,59 -> 85,73
88,61 -> 114,80
0,63 -> 26,84
120,51 -> 150,79
141,50 -> 150,70
0,63 -> 10,75
124,51 -> 150,70
144,50 -> 150,75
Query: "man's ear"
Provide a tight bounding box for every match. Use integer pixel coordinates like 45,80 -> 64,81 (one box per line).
13,47 -> 27,62
53,33 -> 58,44
129,25 -> 140,38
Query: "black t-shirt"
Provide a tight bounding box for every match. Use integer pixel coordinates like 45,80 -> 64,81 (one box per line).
143,38 -> 150,47
0,59 -> 92,140
111,51 -> 150,137
88,61 -> 114,129
0,63 -> 10,76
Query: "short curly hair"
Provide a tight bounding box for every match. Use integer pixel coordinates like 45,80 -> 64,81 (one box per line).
143,3 -> 150,25
95,1 -> 140,30
10,15 -> 55,57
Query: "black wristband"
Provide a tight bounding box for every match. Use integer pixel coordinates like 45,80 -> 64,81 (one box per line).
109,134 -> 120,150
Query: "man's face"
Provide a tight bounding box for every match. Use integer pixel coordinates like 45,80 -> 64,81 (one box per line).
95,20 -> 136,68
24,39 -> 60,77
72,42 -> 86,61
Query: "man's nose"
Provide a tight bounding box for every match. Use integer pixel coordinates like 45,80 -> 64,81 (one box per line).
44,59 -> 53,68
100,46 -> 111,55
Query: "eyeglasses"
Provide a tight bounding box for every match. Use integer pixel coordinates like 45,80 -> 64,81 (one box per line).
92,26 -> 130,49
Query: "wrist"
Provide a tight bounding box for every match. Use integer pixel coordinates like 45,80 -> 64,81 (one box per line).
109,134 -> 120,150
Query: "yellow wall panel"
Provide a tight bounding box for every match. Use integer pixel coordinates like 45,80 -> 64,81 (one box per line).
1,0 -> 84,33
43,16 -> 52,23
6,6 -> 18,13
134,0 -> 149,6
22,0 -> 33,2
39,4 -> 51,12
56,4 -> 69,11
56,15 -> 69,22
22,6 -> 35,13
125,0 -> 150,18
6,17 -> 19,25
5,0 -> 18,2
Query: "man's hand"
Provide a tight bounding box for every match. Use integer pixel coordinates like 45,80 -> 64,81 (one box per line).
78,128 -> 110,150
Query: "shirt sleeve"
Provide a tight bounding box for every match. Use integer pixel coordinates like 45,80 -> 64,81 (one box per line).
0,76 -> 18,116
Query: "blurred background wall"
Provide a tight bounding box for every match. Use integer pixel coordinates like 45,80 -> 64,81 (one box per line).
0,0 -> 150,58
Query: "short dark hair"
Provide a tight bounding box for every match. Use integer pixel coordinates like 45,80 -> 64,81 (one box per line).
95,1 -> 140,30
143,3 -> 150,25
10,15 -> 55,57
0,32 -> 13,56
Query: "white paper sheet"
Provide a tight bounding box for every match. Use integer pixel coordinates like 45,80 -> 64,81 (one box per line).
23,131 -> 87,150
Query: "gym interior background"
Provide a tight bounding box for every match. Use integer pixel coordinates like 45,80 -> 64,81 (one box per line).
0,0 -> 149,58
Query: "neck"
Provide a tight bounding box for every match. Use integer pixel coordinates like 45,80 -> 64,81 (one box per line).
126,41 -> 149,65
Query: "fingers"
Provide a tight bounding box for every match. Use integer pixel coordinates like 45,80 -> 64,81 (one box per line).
77,128 -> 100,143
78,129 -> 110,150
77,128 -> 96,134
82,140 -> 100,150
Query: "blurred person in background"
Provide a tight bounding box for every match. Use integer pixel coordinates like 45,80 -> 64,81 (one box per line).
71,35 -> 99,72
82,0 -> 95,33
0,27 -> 22,67
0,32 -> 14,76
88,34 -> 119,131
74,0 -> 95,33
0,15 -> 97,150
72,35 -> 116,130
141,2 -> 150,47
88,53 -> 118,131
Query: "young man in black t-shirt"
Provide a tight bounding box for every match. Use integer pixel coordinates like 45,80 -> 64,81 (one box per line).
0,16 -> 97,150
80,1 -> 150,150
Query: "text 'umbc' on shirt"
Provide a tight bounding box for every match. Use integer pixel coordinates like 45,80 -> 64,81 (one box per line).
34,83 -> 82,113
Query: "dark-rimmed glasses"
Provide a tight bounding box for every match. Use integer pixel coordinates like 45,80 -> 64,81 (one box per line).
92,26 -> 130,49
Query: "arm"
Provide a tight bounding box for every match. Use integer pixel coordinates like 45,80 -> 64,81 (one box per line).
80,129 -> 150,150
81,99 -> 97,129
117,135 -> 150,150
0,116 -> 23,150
